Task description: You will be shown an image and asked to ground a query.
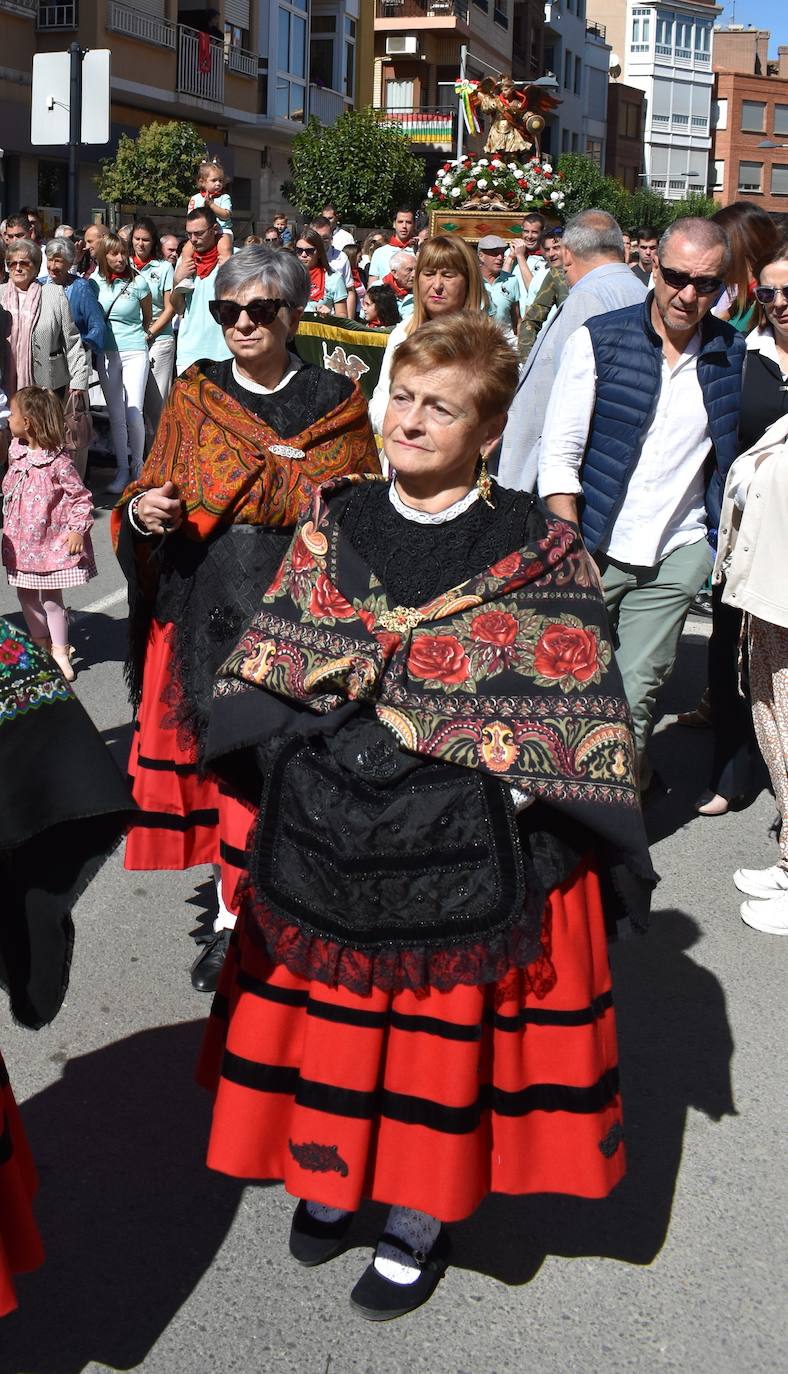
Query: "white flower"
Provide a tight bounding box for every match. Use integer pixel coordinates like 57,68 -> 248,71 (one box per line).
427,190 -> 434,199
478,158 -> 489,166
550,191 -> 560,201
524,192 -> 533,201
450,187 -> 461,197
477,178 -> 488,189
491,158 -> 503,168
508,162 -> 519,172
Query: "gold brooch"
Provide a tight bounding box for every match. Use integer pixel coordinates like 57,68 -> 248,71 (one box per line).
378,606 -> 424,633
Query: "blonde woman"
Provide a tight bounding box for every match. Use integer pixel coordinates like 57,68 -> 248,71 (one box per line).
369,235 -> 487,434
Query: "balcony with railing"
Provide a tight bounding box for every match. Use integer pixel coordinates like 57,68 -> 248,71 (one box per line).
375,0 -> 469,23
309,85 -> 347,126
374,106 -> 456,147
586,21 -> 606,41
37,0 -> 77,27
107,1 -> 176,48
177,24 -> 224,104
2,0 -> 36,17
226,44 -> 258,79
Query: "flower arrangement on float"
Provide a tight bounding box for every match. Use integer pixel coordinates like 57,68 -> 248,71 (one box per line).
425,155 -> 568,212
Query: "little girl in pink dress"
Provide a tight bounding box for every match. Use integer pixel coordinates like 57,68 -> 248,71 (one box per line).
2,385 -> 96,682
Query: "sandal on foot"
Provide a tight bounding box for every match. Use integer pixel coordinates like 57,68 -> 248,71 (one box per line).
350,1229 -> 450,1321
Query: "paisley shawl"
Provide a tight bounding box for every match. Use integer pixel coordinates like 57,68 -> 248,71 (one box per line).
209,477 -> 655,886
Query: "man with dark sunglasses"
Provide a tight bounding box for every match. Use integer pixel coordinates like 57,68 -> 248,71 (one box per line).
537,217 -> 745,794
172,206 -> 231,375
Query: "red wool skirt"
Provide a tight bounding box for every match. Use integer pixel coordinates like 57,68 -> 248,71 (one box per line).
198,857 -> 626,1223
125,620 -> 255,910
0,1053 -> 44,1317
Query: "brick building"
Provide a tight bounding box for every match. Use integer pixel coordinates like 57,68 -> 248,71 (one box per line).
711,26 -> 788,211
605,80 -> 645,189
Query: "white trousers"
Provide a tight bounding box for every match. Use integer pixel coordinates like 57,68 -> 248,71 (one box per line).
97,348 -> 149,477
144,334 -> 176,439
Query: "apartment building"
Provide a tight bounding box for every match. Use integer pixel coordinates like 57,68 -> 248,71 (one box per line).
541,0 -> 591,158
0,1 -> 367,230
711,26 -> 788,212
589,0 -> 719,199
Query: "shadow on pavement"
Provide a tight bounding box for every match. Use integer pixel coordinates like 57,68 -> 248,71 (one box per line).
71,608 -> 127,672
451,908 -> 736,1285
3,1021 -> 245,1373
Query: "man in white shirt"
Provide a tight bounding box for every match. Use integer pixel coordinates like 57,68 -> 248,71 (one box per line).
368,208 -> 416,283
321,202 -> 355,253
537,218 -> 745,789
311,215 -> 356,319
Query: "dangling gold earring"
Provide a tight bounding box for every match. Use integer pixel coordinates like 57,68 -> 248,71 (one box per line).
477,453 -> 494,508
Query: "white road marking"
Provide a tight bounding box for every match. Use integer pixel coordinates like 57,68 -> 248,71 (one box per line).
71,586 -> 128,619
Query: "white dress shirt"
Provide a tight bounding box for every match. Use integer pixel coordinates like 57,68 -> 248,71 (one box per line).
538,325 -> 711,565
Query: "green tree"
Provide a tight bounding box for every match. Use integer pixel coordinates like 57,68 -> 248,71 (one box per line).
96,121 -> 206,207
622,186 -> 675,234
556,153 -> 629,223
283,108 -> 425,224
668,191 -> 719,224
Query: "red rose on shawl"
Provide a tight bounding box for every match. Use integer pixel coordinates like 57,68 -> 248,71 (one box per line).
308,574 -> 356,621
357,607 -> 376,633
470,611 -> 518,648
407,634 -> 470,685
290,536 -> 315,574
0,637 -> 26,665
375,630 -> 402,658
490,552 -> 521,579
533,623 -> 599,684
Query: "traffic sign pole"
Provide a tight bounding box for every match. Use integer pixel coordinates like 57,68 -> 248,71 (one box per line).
67,40 -> 82,227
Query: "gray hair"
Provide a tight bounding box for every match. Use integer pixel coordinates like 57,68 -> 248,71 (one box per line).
6,237 -> 42,271
390,250 -> 416,272
45,235 -> 75,265
215,245 -> 310,310
562,210 -> 625,262
658,217 -> 731,275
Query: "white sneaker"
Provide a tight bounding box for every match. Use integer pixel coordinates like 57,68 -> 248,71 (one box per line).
740,891 -> 788,934
732,864 -> 788,899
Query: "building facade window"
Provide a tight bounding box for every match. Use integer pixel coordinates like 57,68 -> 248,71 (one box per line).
712,98 -> 728,131
741,101 -> 766,133
712,160 -> 724,191
675,19 -> 692,58
564,49 -> 572,89
656,13 -> 672,54
586,136 -> 603,167
574,54 -> 582,96
310,15 -> 336,91
623,102 -> 641,139
774,105 -> 788,138
276,0 -> 307,122
344,16 -> 356,100
771,165 -> 788,196
738,161 -> 763,193
631,7 -> 651,52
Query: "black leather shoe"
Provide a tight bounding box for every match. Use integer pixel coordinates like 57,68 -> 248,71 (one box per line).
350,1229 -> 450,1321
289,1200 -> 354,1266
190,928 -> 232,992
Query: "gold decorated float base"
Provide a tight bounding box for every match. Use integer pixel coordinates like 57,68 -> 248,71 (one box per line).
428,207 -> 561,243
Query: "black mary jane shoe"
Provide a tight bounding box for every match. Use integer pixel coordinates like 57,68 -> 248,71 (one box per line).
289,1200 -> 355,1267
190,927 -> 232,993
349,1229 -> 450,1321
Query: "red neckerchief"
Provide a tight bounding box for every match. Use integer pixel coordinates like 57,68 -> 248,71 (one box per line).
308,266 -> 327,302
389,235 -> 410,249
132,254 -> 149,271
108,271 -> 131,283
194,244 -> 219,279
382,271 -> 408,300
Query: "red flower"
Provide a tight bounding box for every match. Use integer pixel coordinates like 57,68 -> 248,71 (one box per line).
0,637 -> 24,665
375,630 -> 402,657
518,178 -> 526,186
465,180 -> 476,191
490,552 -> 521,579
290,536 -> 315,573
470,610 -> 518,648
308,573 -> 356,621
544,170 -> 552,179
357,607 -> 376,633
533,624 -> 599,684
407,634 -> 470,685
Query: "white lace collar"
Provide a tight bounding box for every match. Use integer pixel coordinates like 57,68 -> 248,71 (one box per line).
231,356 -> 300,395
388,481 -> 479,524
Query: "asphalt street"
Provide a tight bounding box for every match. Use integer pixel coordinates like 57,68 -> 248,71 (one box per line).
1,465 -> 786,1374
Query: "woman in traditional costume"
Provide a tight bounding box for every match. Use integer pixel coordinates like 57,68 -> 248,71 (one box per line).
199,314 -> 655,1319
111,245 -> 379,991
0,621 -> 131,1314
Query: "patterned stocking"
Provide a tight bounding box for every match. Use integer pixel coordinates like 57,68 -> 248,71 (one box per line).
374,1207 -> 441,1285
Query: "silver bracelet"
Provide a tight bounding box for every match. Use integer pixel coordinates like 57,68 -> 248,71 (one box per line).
128,493 -> 154,537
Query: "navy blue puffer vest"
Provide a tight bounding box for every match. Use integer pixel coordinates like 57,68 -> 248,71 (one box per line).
579,297 -> 745,554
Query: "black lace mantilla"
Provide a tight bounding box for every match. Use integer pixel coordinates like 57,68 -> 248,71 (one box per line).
202,357 -> 353,437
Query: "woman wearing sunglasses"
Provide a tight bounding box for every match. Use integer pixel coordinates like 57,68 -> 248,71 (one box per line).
295,227 -> 348,318
111,246 -> 379,991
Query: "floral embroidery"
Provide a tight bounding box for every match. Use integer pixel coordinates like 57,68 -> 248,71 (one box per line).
0,625 -> 71,725
407,633 -> 471,686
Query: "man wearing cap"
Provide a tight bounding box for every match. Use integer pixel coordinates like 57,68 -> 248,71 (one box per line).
478,235 -> 519,347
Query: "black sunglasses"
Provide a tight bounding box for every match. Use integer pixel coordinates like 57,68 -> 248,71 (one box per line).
264,236 -> 280,244
658,262 -> 723,296
754,284 -> 788,305
295,244 -> 317,256
208,297 -> 294,327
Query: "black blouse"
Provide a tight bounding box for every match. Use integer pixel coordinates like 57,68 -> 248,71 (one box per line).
738,343 -> 788,454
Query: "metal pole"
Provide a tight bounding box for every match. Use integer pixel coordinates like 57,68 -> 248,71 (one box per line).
456,44 -> 467,163
67,41 -> 82,228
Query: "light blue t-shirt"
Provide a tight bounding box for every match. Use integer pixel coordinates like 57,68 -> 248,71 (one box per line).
95,275 -> 151,352
136,259 -> 175,337
303,270 -> 348,314
368,243 -> 398,282
175,269 -> 232,375
189,191 -> 233,236
485,272 -> 519,329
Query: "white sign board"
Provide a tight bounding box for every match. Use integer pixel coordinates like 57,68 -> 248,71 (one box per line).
31,50 -> 111,146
